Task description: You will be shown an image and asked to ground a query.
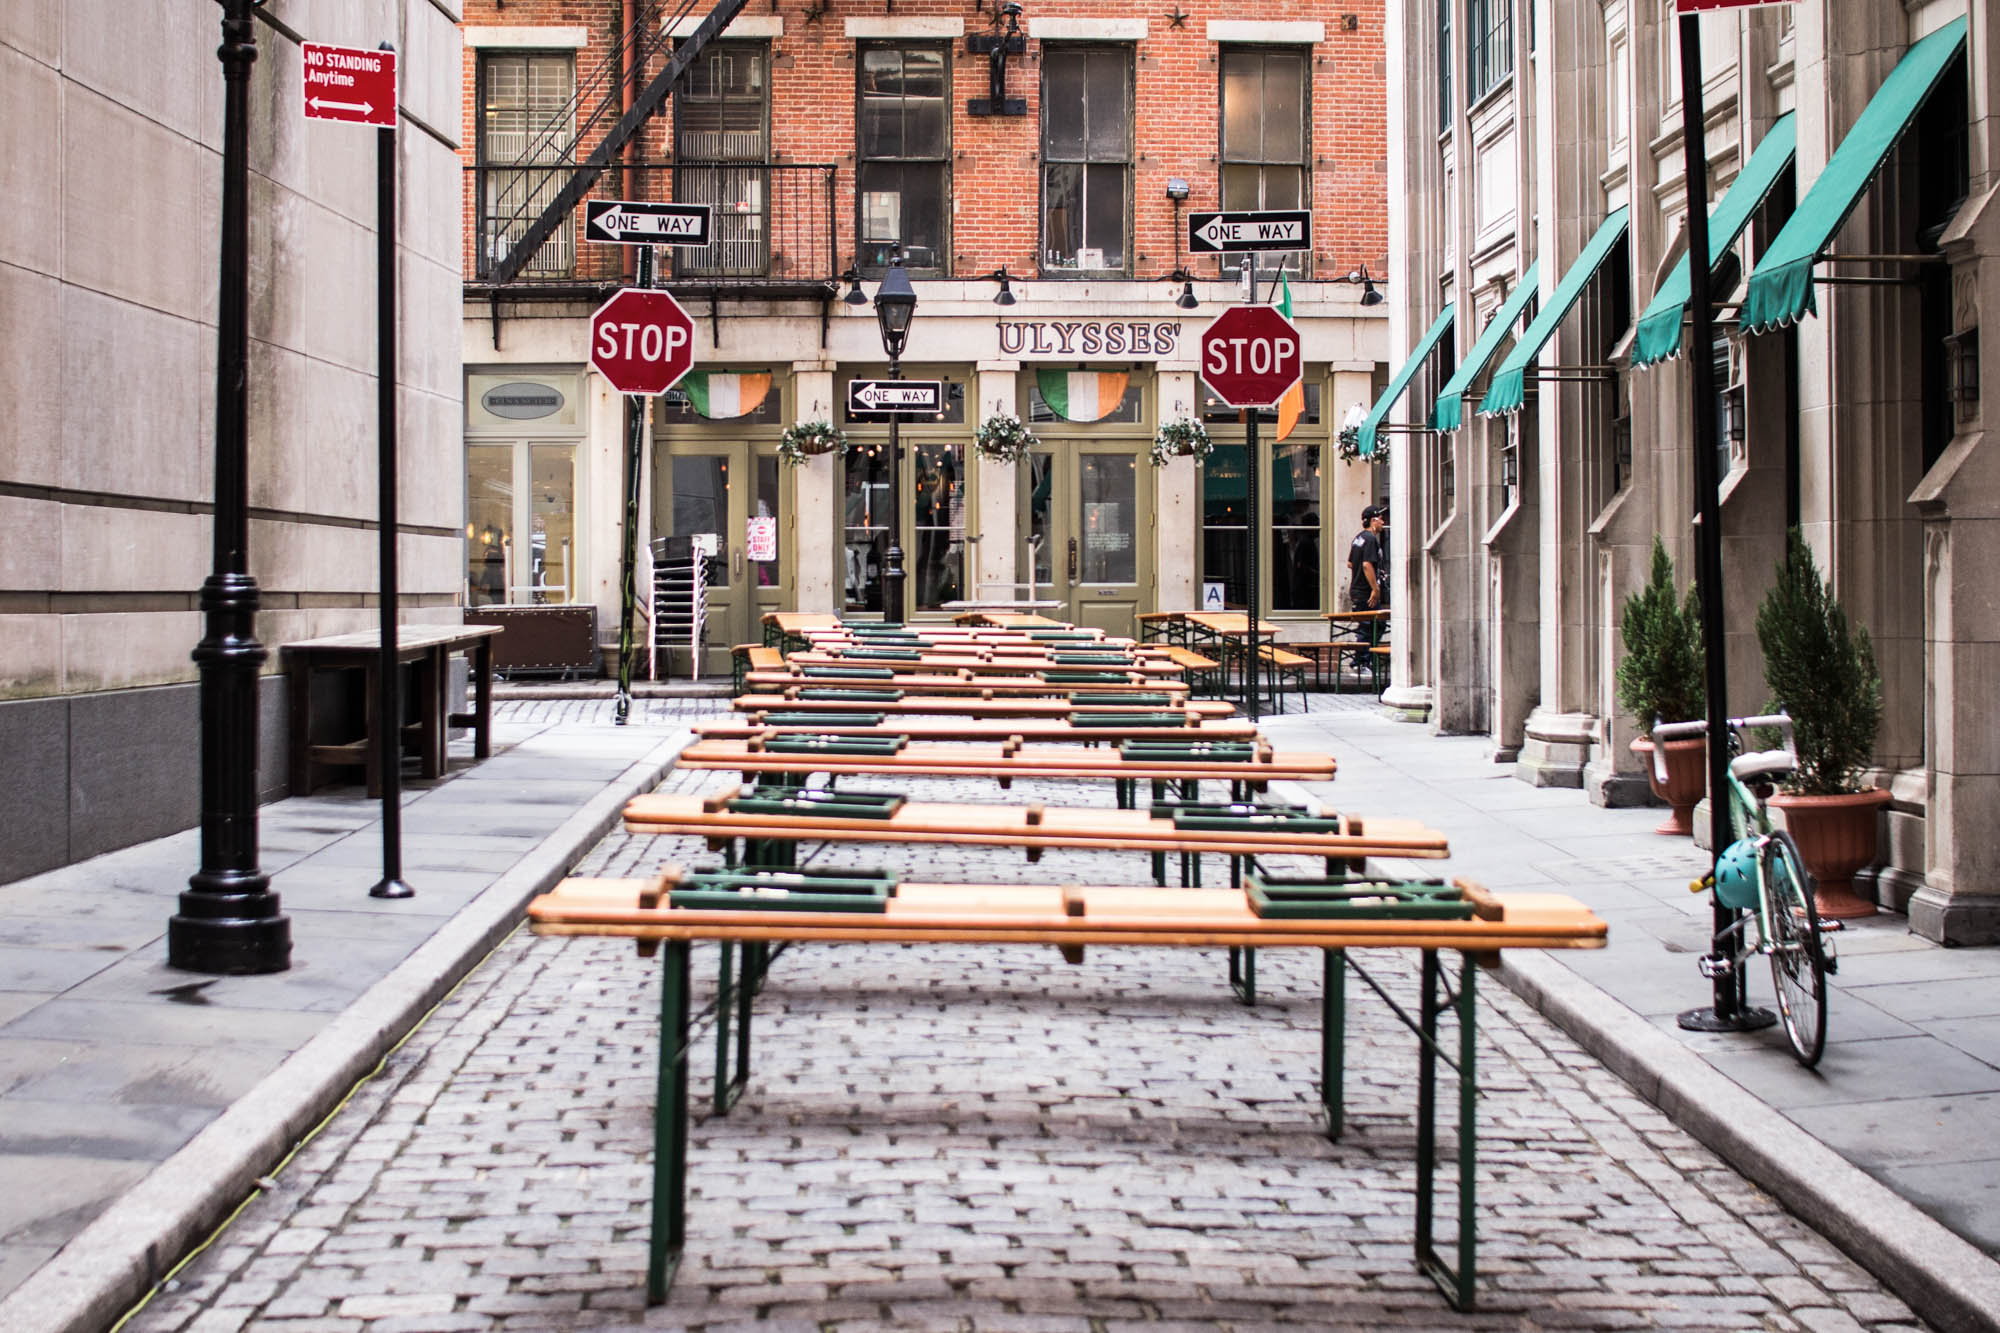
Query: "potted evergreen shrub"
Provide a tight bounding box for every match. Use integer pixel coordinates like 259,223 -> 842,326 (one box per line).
1757,531 -> 1888,918
1618,537 -> 1707,835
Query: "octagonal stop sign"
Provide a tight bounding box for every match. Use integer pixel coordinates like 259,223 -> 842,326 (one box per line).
1200,305 -> 1302,408
589,288 -> 695,396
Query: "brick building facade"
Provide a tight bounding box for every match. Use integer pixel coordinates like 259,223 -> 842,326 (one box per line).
459,0 -> 1390,666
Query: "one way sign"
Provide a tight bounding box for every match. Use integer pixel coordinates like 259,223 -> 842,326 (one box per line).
1187,209 -> 1313,254
584,201 -> 713,247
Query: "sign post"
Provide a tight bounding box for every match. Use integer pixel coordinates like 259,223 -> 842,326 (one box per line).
1672,0 -> 1780,1035
1200,303 -> 1303,722
590,284 -> 695,718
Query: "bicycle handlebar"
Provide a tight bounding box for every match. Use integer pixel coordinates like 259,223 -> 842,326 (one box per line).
1647,714 -> 1797,786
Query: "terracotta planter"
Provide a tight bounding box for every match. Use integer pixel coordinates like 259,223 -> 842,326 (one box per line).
1631,736 -> 1707,836
1770,787 -> 1892,919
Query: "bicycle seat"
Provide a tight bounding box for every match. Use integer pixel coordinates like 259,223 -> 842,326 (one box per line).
1730,749 -> 1797,783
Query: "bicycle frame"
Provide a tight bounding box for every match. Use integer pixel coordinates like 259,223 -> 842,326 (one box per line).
1652,714 -> 1797,965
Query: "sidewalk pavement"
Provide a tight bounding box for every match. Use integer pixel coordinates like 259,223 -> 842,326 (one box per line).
2,691 -> 1997,1332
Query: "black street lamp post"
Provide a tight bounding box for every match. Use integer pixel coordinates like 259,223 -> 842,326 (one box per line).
872,258 -> 917,625
170,0 -> 291,974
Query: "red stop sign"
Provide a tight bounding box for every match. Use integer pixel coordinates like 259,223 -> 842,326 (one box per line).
1200,305 -> 1302,408
589,288 -> 695,396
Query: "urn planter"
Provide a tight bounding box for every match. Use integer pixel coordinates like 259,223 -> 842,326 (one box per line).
1631,736 -> 1706,836
1770,787 -> 1892,918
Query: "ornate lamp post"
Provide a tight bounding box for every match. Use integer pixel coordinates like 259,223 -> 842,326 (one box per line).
871,258 -> 917,624
170,0 -> 291,974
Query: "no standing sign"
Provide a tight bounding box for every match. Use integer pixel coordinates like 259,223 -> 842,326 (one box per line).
302,43 -> 398,128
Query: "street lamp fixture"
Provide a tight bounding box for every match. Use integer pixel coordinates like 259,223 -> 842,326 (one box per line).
990,266 -> 1018,306
1348,265 -> 1386,306
841,265 -> 869,306
872,256 -> 918,623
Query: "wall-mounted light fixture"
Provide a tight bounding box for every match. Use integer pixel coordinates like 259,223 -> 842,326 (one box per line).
1346,265 -> 1385,306
989,266 -> 1018,305
1166,179 -> 1195,307
1171,269 -> 1199,309
841,265 -> 868,306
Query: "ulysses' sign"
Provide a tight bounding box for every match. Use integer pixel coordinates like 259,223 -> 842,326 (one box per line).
996,320 -> 1183,358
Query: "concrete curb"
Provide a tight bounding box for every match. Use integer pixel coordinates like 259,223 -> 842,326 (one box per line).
0,732 -> 690,1333
1497,949 -> 2000,1333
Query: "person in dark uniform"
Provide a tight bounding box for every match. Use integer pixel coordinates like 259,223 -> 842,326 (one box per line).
1348,505 -> 1387,617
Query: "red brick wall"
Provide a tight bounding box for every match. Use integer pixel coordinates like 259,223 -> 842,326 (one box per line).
460,0 -> 1385,282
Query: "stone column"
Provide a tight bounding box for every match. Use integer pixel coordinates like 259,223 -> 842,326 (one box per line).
1154,369 -> 1199,610
790,361 -> 839,612
974,361 -> 1020,602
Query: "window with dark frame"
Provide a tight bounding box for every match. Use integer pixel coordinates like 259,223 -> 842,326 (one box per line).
477,52 -> 576,277
675,44 -> 771,277
1438,0 -> 1452,129
1041,46 -> 1133,275
857,43 -> 950,276
1219,46 -> 1309,275
1467,0 -> 1512,103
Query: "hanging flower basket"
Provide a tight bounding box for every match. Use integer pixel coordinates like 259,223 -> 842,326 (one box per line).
1335,423 -> 1385,464
778,420 -> 849,466
974,410 -> 1039,464
1150,417 -> 1214,467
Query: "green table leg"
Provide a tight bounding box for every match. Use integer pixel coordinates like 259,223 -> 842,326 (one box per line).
1321,949 -> 1345,1139
1414,950 -> 1478,1310
648,940 -> 692,1304
712,943 -> 751,1114
1228,945 -> 1257,1005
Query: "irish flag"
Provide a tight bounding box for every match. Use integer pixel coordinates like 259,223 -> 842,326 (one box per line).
1274,275 -> 1303,442
680,371 -> 772,419
1037,369 -> 1130,422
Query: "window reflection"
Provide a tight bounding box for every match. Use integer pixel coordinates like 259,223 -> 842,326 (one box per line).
467,446 -> 512,607
912,443 -> 965,609
1271,443 -> 1320,611
1201,444 -> 1248,607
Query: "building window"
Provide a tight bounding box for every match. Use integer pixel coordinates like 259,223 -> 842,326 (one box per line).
1271,442 -> 1322,611
477,52 -> 575,278
1201,446 -> 1250,607
1467,0 -> 1512,103
1219,47 -> 1308,274
1438,0 -> 1452,129
1200,384 -> 1328,610
675,44 -> 770,277
467,442 -> 577,605
1040,47 -> 1132,275
857,43 -> 950,275
1497,415 -> 1520,509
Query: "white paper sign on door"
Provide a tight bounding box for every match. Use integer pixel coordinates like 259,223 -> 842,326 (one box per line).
1202,582 -> 1226,611
746,515 -> 778,562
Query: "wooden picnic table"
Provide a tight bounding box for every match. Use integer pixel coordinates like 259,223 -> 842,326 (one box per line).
952,612 -> 1071,629
730,693 -> 1237,721
676,736 -> 1335,789
281,625 -> 501,797
786,651 -> 1185,678
526,872 -> 1607,1310
696,716 -> 1261,743
741,670 -> 1189,697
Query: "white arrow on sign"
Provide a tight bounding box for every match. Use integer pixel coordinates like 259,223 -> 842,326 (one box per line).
309,97 -> 374,115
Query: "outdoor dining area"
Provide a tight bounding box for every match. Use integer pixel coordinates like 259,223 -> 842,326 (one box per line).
526,612 -> 1606,1312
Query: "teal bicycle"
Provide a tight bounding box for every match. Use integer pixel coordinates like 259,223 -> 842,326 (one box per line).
1651,713 -> 1832,1067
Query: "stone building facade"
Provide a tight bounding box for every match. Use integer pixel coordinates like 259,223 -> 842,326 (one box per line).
1373,0 -> 1996,942
460,0 -> 1391,674
0,2 -> 466,882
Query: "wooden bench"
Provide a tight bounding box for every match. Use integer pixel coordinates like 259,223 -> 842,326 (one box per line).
743,670 -> 1190,698
1255,644 -> 1312,712
1160,644 -> 1222,694
730,644 -> 787,692
697,716 -> 1261,744
526,872 -> 1607,1310
730,693 -> 1237,721
282,625 -> 501,797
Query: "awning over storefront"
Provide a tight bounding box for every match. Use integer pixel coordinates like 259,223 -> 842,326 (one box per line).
1739,18 -> 1967,335
1431,263 -> 1540,431
1631,115 -> 1796,367
1479,208 -> 1630,416
1353,304 -> 1455,457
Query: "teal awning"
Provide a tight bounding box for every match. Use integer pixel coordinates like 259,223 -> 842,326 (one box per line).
1355,305 -> 1455,457
1633,114 -> 1796,367
1740,18 -> 1967,334
1431,263 -> 1540,431
1480,208 -> 1630,416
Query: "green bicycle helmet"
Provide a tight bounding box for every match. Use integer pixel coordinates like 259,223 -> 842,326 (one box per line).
1713,838 -> 1761,911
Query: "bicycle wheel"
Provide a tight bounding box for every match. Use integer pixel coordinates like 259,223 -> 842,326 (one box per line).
1763,830 -> 1827,1067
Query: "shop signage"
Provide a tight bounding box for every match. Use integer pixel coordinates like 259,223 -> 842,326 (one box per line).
1187,209 -> 1312,254
589,288 -> 695,396
301,43 -> 397,128
996,319 -> 1183,358
585,200 -> 712,247
1202,582 -> 1227,612
847,379 -> 944,414
746,516 -> 778,563
1200,306 -> 1301,408
479,381 -> 565,421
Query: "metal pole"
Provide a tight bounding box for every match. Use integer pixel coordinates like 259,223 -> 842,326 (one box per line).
882,349 -> 907,625
1674,13 -> 1770,1034
370,50 -> 412,901
1244,262 -> 1262,722
616,249 -> 654,722
170,0 -> 292,971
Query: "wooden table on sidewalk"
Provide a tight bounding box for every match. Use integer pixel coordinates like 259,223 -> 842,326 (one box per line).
527,873 -> 1607,1311
281,625 -> 501,796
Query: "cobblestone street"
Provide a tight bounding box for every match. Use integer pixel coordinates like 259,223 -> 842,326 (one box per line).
117,706 -> 1926,1331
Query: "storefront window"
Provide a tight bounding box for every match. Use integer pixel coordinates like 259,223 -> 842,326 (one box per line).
912,443 -> 966,607
668,455 -> 731,587
528,446 -> 576,602
843,444 -> 891,612
465,441 -> 576,605
1201,444 -> 1249,607
1271,442 -> 1321,610
1079,455 -> 1138,583
467,446 -> 512,606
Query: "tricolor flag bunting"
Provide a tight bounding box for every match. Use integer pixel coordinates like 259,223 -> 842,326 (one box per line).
680,372 -> 772,419
1036,370 -> 1130,422
1274,274 -> 1303,442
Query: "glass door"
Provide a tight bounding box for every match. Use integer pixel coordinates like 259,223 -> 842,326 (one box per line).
656,441 -> 789,675
1020,443 -> 1150,636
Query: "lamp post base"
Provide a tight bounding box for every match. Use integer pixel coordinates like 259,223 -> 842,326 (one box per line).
169,878 -> 291,975
882,542 -> 907,626
1676,1004 -> 1776,1033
